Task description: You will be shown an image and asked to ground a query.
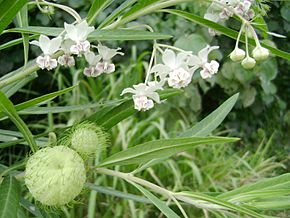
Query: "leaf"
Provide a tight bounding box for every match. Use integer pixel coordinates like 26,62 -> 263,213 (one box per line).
85,183 -> 151,204
0,35 -> 37,51
15,4 -> 29,65
88,89 -> 182,130
163,9 -> 290,61
6,27 -> 172,41
175,192 -> 262,218
0,175 -> 21,218
1,72 -> 38,97
87,0 -> 115,25
99,137 -> 239,167
180,93 -> 239,137
0,85 -> 77,119
0,91 -> 38,152
98,0 -> 137,29
218,173 -> 290,200
130,182 -> 180,218
0,0 -> 27,34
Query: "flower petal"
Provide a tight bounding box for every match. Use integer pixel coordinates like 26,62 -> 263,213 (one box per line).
64,22 -> 78,42
162,49 -> 176,69
39,35 -> 51,55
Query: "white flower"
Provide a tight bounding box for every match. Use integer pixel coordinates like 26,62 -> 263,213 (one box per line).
58,54 -> 75,67
64,20 -> 94,55
36,55 -> 58,70
30,35 -> 61,70
95,45 -> 124,74
121,83 -> 161,111
30,34 -> 62,56
150,49 -> 192,88
187,45 -> 220,79
83,51 -> 102,77
133,96 -> 154,111
168,68 -> 192,89
200,61 -> 219,79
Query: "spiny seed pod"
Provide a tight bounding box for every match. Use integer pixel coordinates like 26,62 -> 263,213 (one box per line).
230,48 -> 246,62
252,46 -> 269,61
64,122 -> 109,156
241,57 -> 256,69
25,146 -> 86,206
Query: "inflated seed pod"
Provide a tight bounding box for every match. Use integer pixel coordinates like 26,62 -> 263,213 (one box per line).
25,146 -> 86,206
63,122 -> 109,156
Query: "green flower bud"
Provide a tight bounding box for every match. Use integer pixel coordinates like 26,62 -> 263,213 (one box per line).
241,57 -> 256,69
64,122 -> 109,156
230,48 -> 246,62
25,146 -> 86,206
252,46 -> 269,61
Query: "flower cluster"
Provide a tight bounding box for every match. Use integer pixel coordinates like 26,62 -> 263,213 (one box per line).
204,0 -> 270,69
205,0 -> 254,23
121,45 -> 220,111
30,20 -> 122,76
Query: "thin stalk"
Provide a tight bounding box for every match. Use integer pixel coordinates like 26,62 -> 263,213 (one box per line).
234,22 -> 246,49
157,43 -> 192,54
96,168 -> 173,197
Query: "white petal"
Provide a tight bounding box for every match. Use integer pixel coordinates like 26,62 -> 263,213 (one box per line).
85,51 -> 101,66
198,45 -> 219,64
121,88 -> 136,96
147,92 -> 160,103
64,22 -> 78,42
47,37 -> 62,55
76,20 -> 94,41
162,49 -> 176,69
38,35 -> 51,55
30,40 -> 39,46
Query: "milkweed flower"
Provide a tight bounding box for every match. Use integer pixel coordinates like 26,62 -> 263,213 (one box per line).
121,83 -> 161,111
151,49 -> 192,89
64,20 -> 94,56
96,44 -> 124,74
57,40 -> 75,67
83,51 -> 102,77
30,34 -> 62,70
187,45 -> 220,79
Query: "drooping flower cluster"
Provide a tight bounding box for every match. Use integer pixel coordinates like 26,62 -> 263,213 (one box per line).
205,0 -> 254,23
121,45 -> 220,111
30,20 -> 122,76
204,0 -> 270,69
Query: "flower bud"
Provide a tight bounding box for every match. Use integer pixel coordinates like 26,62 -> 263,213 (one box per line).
66,122 -> 109,156
230,48 -> 246,62
252,46 -> 269,61
25,146 -> 86,206
241,57 -> 256,69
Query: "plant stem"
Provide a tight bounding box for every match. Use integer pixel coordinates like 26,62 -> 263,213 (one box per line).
96,168 -> 173,197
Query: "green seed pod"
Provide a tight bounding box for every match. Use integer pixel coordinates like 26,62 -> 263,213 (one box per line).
241,57 -> 256,69
25,146 -> 86,206
64,122 -> 109,156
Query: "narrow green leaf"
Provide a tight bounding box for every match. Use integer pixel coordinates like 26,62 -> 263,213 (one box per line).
87,0 -> 115,25
180,93 -> 239,137
0,91 -> 38,152
85,183 -> 151,204
1,72 -> 38,97
98,0 -> 137,29
0,35 -> 37,51
99,137 -> 239,167
130,182 -> 180,218
176,192 -> 262,218
0,0 -> 27,34
0,85 -> 77,119
16,4 -> 29,66
164,9 -> 290,61
0,175 -> 21,218
218,173 -> 290,200
88,89 -> 182,130
249,196 -> 290,210
6,27 -> 172,41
